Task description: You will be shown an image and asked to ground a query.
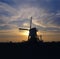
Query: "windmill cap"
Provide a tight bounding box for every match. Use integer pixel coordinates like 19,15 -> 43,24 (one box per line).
29,27 -> 38,31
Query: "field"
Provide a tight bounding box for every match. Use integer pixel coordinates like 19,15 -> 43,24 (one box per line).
0,40 -> 60,59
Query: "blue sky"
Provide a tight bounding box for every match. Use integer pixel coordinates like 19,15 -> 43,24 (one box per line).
0,0 -> 60,42
0,0 -> 60,31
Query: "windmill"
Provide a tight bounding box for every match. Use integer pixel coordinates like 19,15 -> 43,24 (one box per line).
19,17 -> 42,42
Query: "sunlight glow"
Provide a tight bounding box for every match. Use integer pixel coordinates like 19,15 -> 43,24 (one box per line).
23,31 -> 29,36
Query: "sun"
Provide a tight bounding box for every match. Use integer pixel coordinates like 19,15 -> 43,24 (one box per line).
23,31 -> 29,36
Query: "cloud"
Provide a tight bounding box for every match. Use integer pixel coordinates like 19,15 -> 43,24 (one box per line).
23,23 -> 30,27
0,0 -> 60,32
0,0 -> 15,7
0,2 -> 19,21
33,13 -> 60,30
0,24 -> 17,30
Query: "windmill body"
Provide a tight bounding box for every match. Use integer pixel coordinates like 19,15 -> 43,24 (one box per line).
28,27 -> 38,42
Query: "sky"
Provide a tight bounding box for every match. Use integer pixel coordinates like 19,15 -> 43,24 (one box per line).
0,0 -> 60,42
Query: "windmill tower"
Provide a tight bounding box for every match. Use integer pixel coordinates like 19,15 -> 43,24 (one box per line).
19,17 -> 40,42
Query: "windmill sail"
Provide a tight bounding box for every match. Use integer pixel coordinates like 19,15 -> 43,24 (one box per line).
30,17 -> 32,29
19,28 -> 28,30
19,17 -> 32,30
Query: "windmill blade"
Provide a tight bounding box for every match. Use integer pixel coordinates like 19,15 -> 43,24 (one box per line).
19,17 -> 32,31
19,28 -> 29,30
30,17 -> 32,29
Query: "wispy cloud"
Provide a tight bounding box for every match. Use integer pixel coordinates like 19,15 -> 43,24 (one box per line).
0,0 -> 60,31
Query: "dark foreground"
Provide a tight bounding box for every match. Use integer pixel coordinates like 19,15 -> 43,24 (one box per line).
0,40 -> 60,59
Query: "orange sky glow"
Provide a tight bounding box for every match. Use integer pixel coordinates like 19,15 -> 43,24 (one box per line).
0,29 -> 60,42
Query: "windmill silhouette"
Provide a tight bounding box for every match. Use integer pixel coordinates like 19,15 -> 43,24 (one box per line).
19,17 -> 42,42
